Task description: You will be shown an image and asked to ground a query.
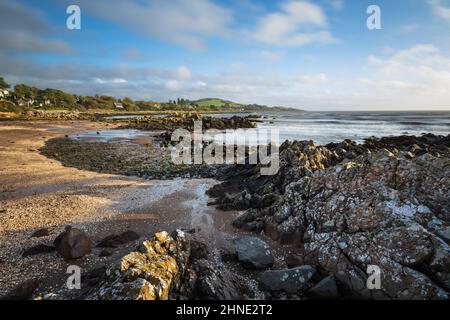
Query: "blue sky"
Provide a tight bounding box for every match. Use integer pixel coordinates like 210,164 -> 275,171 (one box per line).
1,0 -> 450,110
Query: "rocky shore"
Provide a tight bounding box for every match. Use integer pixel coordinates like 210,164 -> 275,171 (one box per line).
208,134 -> 450,299
1,119 -> 449,300
119,113 -> 257,131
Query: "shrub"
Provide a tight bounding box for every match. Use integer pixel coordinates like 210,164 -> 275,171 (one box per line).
0,101 -> 22,113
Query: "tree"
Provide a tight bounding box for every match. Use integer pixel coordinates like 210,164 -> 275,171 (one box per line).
0,77 -> 10,90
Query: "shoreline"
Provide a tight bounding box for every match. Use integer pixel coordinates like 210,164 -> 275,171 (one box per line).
0,121 -> 288,298
0,119 -> 449,300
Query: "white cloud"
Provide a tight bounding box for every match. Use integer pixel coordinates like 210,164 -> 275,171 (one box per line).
249,0 -> 338,47
360,45 -> 450,108
295,73 -> 328,84
428,0 -> 450,21
172,66 -> 192,81
79,0 -> 233,51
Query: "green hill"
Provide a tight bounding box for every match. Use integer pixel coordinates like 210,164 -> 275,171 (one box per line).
192,98 -> 242,108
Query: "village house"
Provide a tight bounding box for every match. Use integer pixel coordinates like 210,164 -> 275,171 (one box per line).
114,102 -> 124,110
16,98 -> 35,107
0,89 -> 10,99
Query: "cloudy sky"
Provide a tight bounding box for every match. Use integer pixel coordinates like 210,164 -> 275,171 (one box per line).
1,0 -> 450,110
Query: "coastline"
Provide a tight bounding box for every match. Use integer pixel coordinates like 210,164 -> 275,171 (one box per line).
0,121 -> 278,297
0,117 -> 449,300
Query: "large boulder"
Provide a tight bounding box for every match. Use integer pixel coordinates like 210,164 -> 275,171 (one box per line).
54,226 -> 92,259
234,236 -> 274,269
259,266 -> 316,294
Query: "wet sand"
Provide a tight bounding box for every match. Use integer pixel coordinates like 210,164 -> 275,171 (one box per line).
0,121 -> 244,296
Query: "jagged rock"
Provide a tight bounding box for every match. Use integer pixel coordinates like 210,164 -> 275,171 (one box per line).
123,114 -> 256,132
232,209 -> 265,232
79,230 -> 249,301
22,244 -> 55,257
260,266 -> 316,294
307,275 -> 341,300
85,231 -> 181,300
1,279 -> 41,300
209,134 -> 450,300
192,260 -> 247,300
437,226 -> 450,244
31,228 -> 49,238
189,240 -> 209,260
97,230 -> 140,248
234,236 -> 274,269
54,226 -> 92,259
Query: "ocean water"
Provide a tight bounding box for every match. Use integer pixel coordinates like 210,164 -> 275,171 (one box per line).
88,111 -> 450,146
248,111 -> 450,145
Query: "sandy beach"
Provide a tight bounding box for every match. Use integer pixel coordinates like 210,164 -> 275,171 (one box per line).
0,121 -> 245,296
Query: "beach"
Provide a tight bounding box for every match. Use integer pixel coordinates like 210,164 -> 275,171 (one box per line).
0,120 -> 273,297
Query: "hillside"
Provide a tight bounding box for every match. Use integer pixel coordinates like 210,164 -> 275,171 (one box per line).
191,98 -> 242,108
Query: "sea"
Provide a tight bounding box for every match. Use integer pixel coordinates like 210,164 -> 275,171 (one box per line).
91,111 -> 450,146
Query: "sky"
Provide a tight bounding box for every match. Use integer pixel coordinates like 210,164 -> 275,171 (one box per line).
0,0 -> 450,110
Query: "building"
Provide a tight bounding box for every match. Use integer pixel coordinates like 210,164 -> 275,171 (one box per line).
16,98 -> 35,107
0,89 -> 10,99
114,102 -> 124,110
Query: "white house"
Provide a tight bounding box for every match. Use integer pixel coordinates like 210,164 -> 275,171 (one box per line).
114,102 -> 124,109
0,89 -> 10,98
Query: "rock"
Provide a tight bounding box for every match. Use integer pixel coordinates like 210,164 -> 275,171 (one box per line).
285,254 -> 304,268
220,248 -> 238,262
307,275 -> 341,300
33,230 -> 253,300
260,266 -> 316,294
85,231 -> 181,300
234,236 -> 274,269
31,228 -> 49,238
54,226 -> 91,259
22,244 -> 55,257
208,134 -> 450,299
99,249 -> 112,257
193,260 -> 248,300
1,279 -> 41,300
437,226 -> 450,244
189,240 -> 209,260
97,230 -> 140,248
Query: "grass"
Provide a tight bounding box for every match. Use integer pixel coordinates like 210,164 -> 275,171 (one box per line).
192,98 -> 242,108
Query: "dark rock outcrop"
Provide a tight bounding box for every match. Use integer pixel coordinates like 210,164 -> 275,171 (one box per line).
30,228 -> 49,238
22,244 -> 55,257
208,134 -> 450,300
